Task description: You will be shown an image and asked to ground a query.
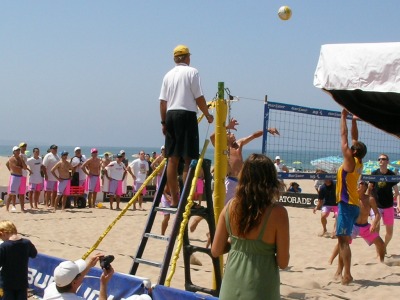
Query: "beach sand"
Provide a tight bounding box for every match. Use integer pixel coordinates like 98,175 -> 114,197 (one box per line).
1,156 -> 399,299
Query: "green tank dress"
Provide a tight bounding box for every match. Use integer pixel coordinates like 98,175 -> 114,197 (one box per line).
219,204 -> 280,300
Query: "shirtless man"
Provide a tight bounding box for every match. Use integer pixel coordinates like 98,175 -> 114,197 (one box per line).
51,151 -> 73,211
151,146 -> 166,189
190,119 -> 279,232
43,145 -> 60,207
330,181 -> 385,265
101,152 -> 111,191
82,148 -> 102,208
6,146 -> 30,212
211,118 -> 279,204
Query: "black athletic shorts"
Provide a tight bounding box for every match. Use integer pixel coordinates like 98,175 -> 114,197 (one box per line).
165,110 -> 199,160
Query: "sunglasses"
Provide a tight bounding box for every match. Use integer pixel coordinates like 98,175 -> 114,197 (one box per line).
378,158 -> 387,161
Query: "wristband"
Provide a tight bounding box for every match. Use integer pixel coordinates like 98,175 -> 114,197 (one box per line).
161,121 -> 166,125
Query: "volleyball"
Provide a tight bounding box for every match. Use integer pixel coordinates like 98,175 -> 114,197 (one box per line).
97,202 -> 103,208
278,6 -> 292,21
0,199 -> 3,206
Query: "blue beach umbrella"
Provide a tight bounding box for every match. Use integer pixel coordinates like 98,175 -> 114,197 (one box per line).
310,156 -> 343,173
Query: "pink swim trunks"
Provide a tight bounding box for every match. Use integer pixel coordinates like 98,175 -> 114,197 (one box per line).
351,223 -> 379,246
86,175 -> 100,193
29,183 -> 43,192
8,174 -> 22,195
57,179 -> 71,196
108,179 -> 123,196
134,182 -> 147,195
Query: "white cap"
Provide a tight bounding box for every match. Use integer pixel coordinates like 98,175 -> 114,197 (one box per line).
74,147 -> 81,152
125,295 -> 152,300
161,145 -> 165,150
12,146 -> 20,152
120,150 -> 126,154
54,259 -> 86,287
275,156 -> 281,160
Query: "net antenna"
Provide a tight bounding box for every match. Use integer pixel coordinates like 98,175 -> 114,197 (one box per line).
224,87 -> 239,135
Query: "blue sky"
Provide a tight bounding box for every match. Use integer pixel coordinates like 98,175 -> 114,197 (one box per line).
1,1 -> 398,148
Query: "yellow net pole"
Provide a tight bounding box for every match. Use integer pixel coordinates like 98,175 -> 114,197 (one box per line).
81,159 -> 167,260
213,82 -> 227,281
164,139 -> 209,286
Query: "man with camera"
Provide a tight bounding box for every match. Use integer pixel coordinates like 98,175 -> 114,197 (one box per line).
43,254 -> 114,300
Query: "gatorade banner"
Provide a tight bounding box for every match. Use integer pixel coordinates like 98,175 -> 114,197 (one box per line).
278,192 -> 319,208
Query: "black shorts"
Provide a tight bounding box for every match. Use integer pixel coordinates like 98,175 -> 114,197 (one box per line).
165,110 -> 199,160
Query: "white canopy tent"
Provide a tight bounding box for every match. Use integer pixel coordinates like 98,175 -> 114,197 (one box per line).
314,42 -> 400,138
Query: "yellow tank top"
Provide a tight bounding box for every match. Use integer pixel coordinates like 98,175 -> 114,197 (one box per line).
336,157 -> 363,206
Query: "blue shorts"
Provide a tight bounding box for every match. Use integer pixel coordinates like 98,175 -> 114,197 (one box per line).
336,201 -> 360,236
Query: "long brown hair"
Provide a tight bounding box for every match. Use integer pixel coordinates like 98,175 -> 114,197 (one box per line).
231,153 -> 280,237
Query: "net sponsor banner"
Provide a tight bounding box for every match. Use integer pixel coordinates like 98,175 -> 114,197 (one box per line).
278,192 -> 319,208
28,253 -> 146,299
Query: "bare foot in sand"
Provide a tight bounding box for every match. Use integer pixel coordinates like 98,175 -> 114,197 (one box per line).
318,230 -> 327,237
333,272 -> 342,281
341,275 -> 353,285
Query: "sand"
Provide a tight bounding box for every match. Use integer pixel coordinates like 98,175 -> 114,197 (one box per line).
1,156 -> 399,299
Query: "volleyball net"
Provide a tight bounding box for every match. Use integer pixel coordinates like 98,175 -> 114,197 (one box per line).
262,100 -> 400,182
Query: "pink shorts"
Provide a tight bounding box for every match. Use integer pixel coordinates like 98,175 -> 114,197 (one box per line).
45,180 -> 58,192
86,175 -> 100,193
351,223 -> 379,246
134,182 -> 147,195
8,174 -> 22,195
109,179 -> 123,196
196,178 -> 204,194
371,207 -> 394,226
160,194 -> 171,215
19,176 -> 27,195
321,205 -> 338,217
29,183 -> 43,192
57,179 -> 71,196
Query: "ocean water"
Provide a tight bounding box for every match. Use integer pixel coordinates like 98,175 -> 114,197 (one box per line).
1,144 -> 398,172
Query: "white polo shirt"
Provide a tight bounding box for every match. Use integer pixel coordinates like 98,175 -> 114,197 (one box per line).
159,63 -> 203,112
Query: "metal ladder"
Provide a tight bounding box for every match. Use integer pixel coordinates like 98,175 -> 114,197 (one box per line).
129,158 -> 221,296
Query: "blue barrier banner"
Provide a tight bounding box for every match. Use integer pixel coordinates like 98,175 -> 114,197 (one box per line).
152,285 -> 218,300
28,253 -> 146,299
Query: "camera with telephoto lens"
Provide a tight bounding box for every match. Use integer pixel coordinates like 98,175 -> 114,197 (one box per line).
99,255 -> 114,270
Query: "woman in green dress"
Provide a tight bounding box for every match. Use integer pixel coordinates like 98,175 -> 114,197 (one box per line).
212,153 -> 290,299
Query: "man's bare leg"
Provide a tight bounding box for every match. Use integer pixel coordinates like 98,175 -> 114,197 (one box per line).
116,196 -> 120,209
161,215 -> 170,235
190,216 -> 203,232
61,195 -> 67,210
337,236 -> 353,285
51,191 -> 57,208
384,225 -> 393,250
167,156 -> 180,207
34,191 -> 40,209
330,243 -> 339,265
29,191 -> 34,209
109,196 -> 114,209
6,195 -> 14,212
19,194 -> 25,212
92,192 -> 97,207
373,237 -> 386,262
318,214 -> 328,236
